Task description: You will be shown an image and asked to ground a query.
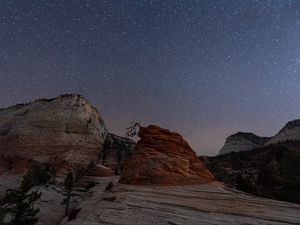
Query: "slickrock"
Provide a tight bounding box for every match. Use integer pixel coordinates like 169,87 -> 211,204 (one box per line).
64,180 -> 300,225
0,94 -> 108,174
119,125 -> 214,185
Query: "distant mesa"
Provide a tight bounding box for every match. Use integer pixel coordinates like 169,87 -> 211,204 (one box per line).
218,132 -> 270,155
218,119 -> 300,155
119,125 -> 214,185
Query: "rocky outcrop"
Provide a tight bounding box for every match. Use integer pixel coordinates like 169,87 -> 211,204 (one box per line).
218,132 -> 270,155
119,125 -> 214,185
0,94 -> 108,175
267,119 -> 300,144
100,133 -> 136,174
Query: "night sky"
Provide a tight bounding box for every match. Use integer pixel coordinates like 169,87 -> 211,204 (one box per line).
1,0 -> 300,155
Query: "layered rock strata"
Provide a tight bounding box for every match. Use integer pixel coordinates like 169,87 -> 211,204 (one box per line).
119,125 -> 214,185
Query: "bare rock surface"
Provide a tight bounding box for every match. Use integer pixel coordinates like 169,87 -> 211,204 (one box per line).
119,125 -> 214,185
0,174 -> 22,198
35,185 -> 66,225
63,180 -> 300,225
37,176 -> 119,225
0,94 -> 108,173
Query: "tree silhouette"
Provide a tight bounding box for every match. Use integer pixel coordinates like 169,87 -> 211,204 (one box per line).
63,172 -> 75,216
126,121 -> 141,137
0,172 -> 42,225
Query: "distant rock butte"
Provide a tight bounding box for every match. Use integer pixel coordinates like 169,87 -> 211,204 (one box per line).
0,94 -> 108,175
218,132 -> 270,155
119,125 -> 214,185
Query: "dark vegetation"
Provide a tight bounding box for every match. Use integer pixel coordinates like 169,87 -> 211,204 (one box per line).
24,166 -> 52,187
63,172 -> 75,216
0,167 -> 52,225
105,181 -> 114,191
203,141 -> 300,204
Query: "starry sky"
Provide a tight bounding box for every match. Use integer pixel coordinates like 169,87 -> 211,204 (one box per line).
1,0 -> 300,155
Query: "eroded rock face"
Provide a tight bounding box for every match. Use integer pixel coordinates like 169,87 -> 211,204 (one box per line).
119,125 -> 214,185
100,133 -> 136,174
0,94 -> 108,174
218,132 -> 270,155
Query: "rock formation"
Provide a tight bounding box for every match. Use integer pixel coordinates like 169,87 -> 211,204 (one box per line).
0,94 -> 108,175
218,132 -> 270,155
218,119 -> 300,155
99,133 -> 136,174
119,125 -> 214,185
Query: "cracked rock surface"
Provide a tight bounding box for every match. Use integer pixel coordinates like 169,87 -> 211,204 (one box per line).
64,178 -> 300,225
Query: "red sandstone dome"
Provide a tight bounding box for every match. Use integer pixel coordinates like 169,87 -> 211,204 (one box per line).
119,125 -> 214,185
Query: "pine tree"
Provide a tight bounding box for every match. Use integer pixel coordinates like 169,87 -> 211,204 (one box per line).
125,121 -> 141,137
0,172 -> 42,225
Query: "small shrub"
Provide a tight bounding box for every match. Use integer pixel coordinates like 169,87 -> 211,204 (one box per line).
125,121 -> 141,137
105,181 -> 114,191
24,167 -> 51,187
